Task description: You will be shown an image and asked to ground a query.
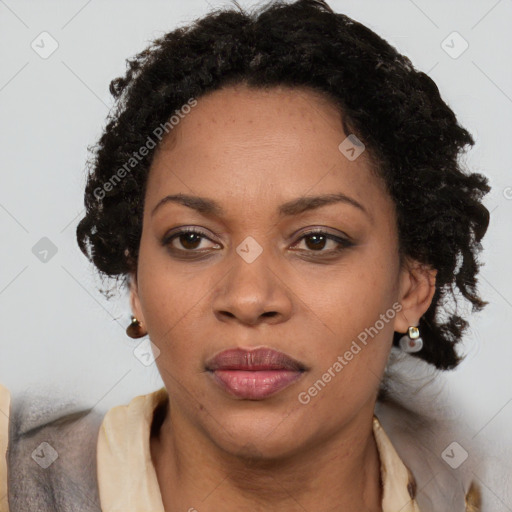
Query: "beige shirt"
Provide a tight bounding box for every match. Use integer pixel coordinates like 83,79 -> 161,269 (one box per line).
0,383 -> 420,511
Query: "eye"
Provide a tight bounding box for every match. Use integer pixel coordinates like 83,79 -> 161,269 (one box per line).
162,227 -> 220,254
162,227 -> 354,258
291,229 -> 354,254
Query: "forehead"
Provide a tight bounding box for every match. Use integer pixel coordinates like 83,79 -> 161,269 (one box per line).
145,84 -> 390,221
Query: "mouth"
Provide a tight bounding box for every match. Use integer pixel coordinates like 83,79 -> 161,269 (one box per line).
205,347 -> 307,400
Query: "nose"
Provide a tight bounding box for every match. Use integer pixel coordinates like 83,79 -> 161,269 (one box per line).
212,248 -> 293,326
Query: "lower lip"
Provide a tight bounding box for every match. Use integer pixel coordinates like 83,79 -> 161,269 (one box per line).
209,369 -> 304,399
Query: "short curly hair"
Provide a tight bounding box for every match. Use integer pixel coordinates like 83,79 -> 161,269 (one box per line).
76,0 -> 490,370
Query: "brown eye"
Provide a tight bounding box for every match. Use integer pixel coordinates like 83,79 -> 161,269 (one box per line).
303,233 -> 329,251
162,227 -> 221,254
292,230 -> 354,254
177,232 -> 203,250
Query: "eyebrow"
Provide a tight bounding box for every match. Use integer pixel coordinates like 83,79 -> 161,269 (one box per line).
151,192 -> 369,219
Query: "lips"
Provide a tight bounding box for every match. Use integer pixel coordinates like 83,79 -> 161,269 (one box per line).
205,347 -> 306,400
206,347 -> 305,372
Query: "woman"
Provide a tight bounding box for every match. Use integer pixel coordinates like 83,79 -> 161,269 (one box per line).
1,0 -> 492,510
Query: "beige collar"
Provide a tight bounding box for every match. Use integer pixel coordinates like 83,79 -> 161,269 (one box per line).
373,416 -> 420,511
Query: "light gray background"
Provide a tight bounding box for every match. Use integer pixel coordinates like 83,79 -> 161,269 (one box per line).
1,0 -> 511,480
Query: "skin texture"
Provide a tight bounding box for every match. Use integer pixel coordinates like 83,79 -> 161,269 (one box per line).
130,84 -> 437,512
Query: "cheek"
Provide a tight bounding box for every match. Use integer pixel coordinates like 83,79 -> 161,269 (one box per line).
302,254 -> 398,343
138,270 -> 205,345
136,234 -> 191,341
294,274 -> 397,426
136,235 -> 217,373
293,243 -> 399,399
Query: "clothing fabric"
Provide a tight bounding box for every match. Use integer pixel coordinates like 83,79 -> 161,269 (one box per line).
5,382 -> 103,512
1,382 -> 482,511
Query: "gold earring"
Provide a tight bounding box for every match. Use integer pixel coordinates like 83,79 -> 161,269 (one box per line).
399,325 -> 423,353
126,316 -> 147,339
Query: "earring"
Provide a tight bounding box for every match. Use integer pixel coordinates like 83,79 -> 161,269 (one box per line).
126,316 -> 147,339
399,326 -> 423,353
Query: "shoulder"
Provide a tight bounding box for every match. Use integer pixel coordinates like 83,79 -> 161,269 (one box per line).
377,351 -> 512,511
376,398 -> 479,511
6,385 -> 104,512
3,386 -> 167,512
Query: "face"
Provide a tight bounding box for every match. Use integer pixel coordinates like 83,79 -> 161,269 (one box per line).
130,83 -> 435,458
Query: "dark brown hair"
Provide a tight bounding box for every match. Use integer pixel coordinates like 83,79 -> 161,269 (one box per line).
76,0 -> 490,370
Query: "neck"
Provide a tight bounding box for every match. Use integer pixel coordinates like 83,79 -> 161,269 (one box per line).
150,403 -> 382,512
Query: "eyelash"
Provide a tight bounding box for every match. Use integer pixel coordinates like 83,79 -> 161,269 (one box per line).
162,227 -> 354,258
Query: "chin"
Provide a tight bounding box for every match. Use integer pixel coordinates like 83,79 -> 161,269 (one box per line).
206,410 -> 307,461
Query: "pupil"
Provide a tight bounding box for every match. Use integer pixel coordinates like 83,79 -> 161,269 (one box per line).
181,233 -> 200,249
306,234 -> 326,250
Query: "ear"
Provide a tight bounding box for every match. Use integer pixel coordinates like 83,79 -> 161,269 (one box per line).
393,258 -> 437,333
128,271 -> 146,326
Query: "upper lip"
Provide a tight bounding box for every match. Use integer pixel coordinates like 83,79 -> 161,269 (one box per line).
205,347 -> 306,372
